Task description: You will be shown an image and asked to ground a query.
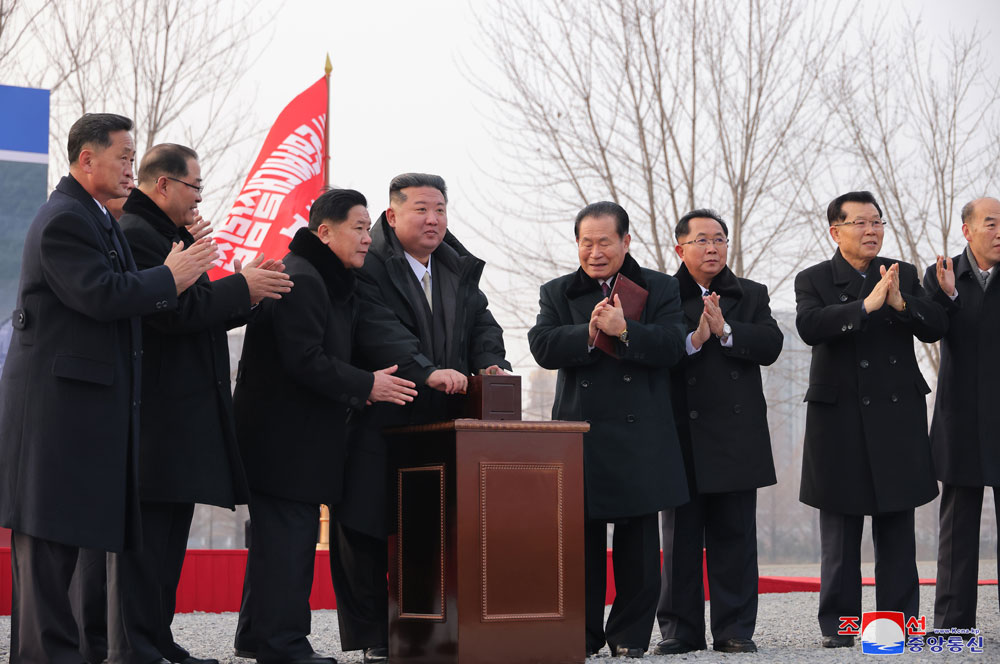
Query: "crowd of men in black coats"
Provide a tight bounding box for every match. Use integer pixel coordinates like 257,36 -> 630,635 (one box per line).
0,112 -> 997,663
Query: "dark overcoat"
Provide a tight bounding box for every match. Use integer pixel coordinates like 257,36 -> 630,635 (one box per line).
923,249 -> 1000,486
234,228 -> 423,506
528,254 -> 688,519
0,175 -> 176,552
796,250 -> 946,515
672,264 -> 781,494
119,188 -> 251,508
338,215 -> 510,538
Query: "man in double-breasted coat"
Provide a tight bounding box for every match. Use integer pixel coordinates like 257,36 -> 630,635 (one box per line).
0,114 -> 216,663
233,188 -> 422,664
529,201 -> 687,658
110,143 -> 292,664
924,196 -> 1000,630
795,191 -> 946,647
654,209 -> 781,656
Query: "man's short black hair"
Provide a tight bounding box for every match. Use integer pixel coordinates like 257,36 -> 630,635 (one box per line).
67,113 -> 133,164
308,188 -> 368,230
388,173 -> 448,204
574,201 -> 629,239
675,208 -> 729,241
827,191 -> 883,225
137,143 -> 198,185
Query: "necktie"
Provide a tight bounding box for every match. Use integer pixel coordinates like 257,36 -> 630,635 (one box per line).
601,282 -> 610,299
421,271 -> 433,312
982,270 -> 990,290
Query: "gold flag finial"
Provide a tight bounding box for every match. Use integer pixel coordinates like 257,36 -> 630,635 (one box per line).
325,53 -> 332,76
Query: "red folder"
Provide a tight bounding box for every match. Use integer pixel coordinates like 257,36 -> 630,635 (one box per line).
594,273 -> 648,358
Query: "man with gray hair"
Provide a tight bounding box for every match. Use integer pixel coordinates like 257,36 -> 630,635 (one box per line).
924,197 -> 1000,632
330,173 -> 509,663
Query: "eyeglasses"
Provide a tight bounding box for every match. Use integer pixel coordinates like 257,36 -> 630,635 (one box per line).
165,176 -> 204,194
680,237 -> 729,248
834,219 -> 888,230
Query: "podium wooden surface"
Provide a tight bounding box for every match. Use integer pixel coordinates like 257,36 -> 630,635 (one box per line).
387,419 -> 587,664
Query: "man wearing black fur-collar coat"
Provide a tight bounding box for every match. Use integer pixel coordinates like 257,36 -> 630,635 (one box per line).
529,201 -> 687,659
111,143 -> 293,664
234,188 -> 423,664
330,173 -> 510,663
653,209 -> 782,657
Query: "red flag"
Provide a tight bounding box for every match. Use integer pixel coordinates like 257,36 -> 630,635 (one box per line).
209,77 -> 326,279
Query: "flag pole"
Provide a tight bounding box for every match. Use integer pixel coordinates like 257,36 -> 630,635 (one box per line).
324,53 -> 332,187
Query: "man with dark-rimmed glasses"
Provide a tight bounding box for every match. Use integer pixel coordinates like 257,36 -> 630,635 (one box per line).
795,190 -> 946,648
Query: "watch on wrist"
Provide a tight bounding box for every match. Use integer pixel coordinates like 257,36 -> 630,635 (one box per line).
618,326 -> 629,343
719,322 -> 732,344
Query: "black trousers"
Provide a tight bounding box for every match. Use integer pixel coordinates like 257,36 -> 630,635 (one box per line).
108,501 -> 195,664
70,547 -> 109,663
584,513 -> 660,654
934,483 -> 999,629
245,491 -> 322,663
657,490 -> 758,647
818,509 -> 919,636
328,518 -> 388,651
9,531 -> 90,663
234,544 -> 257,654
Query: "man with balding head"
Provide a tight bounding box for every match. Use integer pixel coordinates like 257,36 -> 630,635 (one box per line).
925,196 -> 1000,632
109,143 -> 292,664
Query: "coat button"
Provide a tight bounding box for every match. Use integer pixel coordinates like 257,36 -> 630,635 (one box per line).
733,404 -> 742,414
730,370 -> 739,380
862,397 -> 871,406
841,324 -> 847,332
891,394 -> 899,403
16,312 -> 24,324
687,377 -> 697,386
689,410 -> 699,420
626,414 -> 635,423
859,360 -> 869,369
847,322 -> 854,330
623,374 -> 632,383
581,380 -> 590,388
839,293 -> 849,302
889,355 -> 897,365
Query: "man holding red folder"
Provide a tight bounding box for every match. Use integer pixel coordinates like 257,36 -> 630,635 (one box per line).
529,201 -> 688,658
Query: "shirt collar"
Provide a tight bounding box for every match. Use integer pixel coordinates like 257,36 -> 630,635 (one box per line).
404,251 -> 432,282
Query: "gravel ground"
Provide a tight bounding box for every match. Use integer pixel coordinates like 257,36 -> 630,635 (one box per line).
1,562 -> 997,662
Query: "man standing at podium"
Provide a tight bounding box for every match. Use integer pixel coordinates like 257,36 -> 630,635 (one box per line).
330,173 -> 510,663
529,201 -> 688,658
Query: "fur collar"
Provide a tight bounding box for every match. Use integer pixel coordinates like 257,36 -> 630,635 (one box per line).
674,262 -> 742,300
565,252 -> 647,299
287,227 -> 356,303
121,188 -> 181,240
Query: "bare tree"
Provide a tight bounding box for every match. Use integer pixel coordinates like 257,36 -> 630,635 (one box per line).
828,16 -> 1000,371
0,0 -> 48,77
468,0 -> 858,333
21,0 -> 273,220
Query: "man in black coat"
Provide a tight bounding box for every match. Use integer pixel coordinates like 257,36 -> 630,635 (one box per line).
795,190 -> 946,648
529,201 -> 687,658
234,188 -> 422,664
330,173 -> 510,663
653,209 -> 781,656
0,113 -> 216,663
924,196 -> 1000,631
108,143 -> 293,664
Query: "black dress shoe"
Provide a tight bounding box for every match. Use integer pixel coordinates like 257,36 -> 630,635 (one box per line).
652,638 -> 701,655
611,645 -> 645,658
287,655 -> 337,664
713,638 -> 757,653
363,646 -> 388,663
177,658 -> 220,664
822,635 -> 855,648
234,649 -> 257,659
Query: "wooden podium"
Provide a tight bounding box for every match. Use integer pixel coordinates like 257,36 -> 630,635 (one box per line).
387,418 -> 588,664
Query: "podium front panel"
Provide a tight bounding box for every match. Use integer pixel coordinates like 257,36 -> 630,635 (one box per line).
388,420 -> 586,664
